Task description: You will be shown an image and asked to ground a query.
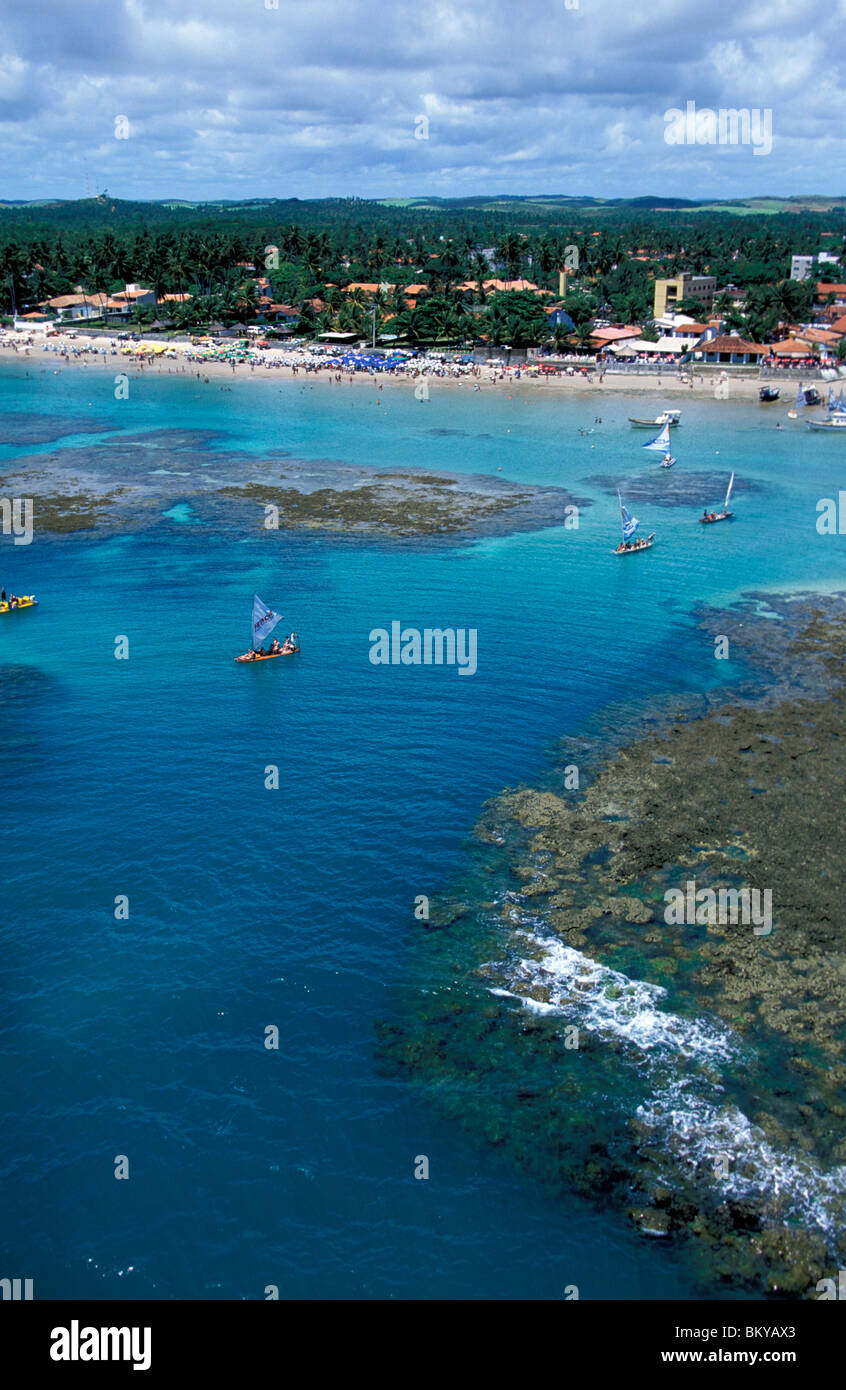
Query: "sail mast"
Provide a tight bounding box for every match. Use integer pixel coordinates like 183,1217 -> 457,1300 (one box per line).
724,471 -> 734,510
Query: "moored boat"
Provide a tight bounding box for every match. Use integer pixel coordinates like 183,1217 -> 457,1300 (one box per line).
759,386 -> 780,402
629,409 -> 681,428
788,383 -> 821,418
806,415 -> 846,431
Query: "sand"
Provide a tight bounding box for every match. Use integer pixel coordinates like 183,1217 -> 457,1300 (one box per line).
0,329 -> 791,403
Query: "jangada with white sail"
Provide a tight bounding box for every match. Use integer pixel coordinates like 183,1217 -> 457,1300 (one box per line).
642,421 -> 677,468
235,594 -> 300,662
613,490 -> 655,554
700,471 -> 734,524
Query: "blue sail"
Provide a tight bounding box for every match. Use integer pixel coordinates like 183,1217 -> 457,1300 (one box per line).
643,422 -> 671,451
839,390 -> 846,412
794,383 -> 804,410
252,593 -> 283,647
621,505 -> 639,539
829,387 -> 838,411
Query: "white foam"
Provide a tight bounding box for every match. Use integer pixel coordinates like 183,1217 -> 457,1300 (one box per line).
482,919 -> 846,1242
637,1089 -> 846,1239
484,927 -> 739,1061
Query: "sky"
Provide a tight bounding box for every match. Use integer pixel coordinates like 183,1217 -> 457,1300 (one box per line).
0,0 -> 844,202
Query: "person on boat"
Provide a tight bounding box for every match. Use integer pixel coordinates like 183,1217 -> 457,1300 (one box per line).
269,638 -> 282,654
0,588 -> 5,603
702,509 -> 709,519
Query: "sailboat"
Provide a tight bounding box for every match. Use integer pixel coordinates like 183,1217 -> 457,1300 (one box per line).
613,490 -> 655,554
808,387 -> 846,429
235,594 -> 299,662
700,471 -> 734,524
788,382 -> 821,417
642,421 -> 677,467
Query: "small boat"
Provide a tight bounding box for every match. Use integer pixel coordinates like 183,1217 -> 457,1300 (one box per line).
700,471 -> 734,524
613,491 -> 655,553
0,594 -> 38,614
629,409 -> 681,428
788,383 -> 821,418
642,422 -> 672,453
806,415 -> 846,431
235,649 -> 298,662
235,594 -> 299,662
759,386 -> 780,402
660,454 -> 677,468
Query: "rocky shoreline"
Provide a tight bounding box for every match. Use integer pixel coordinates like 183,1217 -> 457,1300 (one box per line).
379,593 -> 846,1297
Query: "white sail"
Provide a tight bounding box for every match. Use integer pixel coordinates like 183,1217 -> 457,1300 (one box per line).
643,422 -> 671,452
724,471 -> 734,509
252,593 -> 284,647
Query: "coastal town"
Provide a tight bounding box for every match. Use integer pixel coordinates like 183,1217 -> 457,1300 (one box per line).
1,200 -> 845,385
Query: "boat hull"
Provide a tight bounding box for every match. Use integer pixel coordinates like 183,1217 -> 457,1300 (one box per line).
0,596 -> 38,614
235,648 -> 299,662
613,534 -> 655,554
700,512 -> 732,524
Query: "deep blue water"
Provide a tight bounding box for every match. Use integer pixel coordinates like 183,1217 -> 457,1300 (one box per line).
1,361 -> 843,1298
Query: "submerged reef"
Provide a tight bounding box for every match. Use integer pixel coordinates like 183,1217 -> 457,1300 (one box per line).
216,469 -> 584,538
379,595 -> 846,1297
2,426 -> 588,542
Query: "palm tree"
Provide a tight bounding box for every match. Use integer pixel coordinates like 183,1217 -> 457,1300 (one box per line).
471,252 -> 489,303
496,233 -> 522,281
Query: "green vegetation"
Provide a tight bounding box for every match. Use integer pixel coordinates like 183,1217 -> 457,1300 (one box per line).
0,194 -> 841,345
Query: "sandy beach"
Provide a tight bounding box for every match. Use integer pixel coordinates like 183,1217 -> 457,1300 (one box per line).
0,328 -> 788,402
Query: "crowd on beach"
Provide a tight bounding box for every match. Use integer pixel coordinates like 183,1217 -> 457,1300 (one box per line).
3,325 -> 826,398
0,326 -> 603,384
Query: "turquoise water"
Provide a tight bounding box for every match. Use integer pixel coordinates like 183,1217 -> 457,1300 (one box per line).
1,362 -> 842,1299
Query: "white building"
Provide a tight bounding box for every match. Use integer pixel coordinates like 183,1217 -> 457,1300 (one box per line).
790,255 -> 815,282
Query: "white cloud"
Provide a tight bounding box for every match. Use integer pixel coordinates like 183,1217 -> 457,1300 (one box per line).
0,0 -> 842,198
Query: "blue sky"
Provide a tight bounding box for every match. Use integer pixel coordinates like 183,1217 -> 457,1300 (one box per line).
0,0 -> 842,201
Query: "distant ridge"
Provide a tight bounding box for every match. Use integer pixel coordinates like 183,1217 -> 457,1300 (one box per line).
0,193 -> 844,235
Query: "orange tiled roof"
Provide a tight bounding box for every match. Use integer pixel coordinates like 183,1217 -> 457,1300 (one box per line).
698,334 -> 768,353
